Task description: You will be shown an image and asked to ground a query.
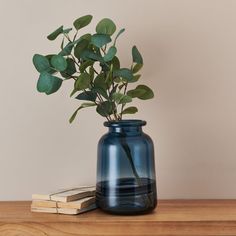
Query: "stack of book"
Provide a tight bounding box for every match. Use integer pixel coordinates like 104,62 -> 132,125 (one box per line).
31,186 -> 96,215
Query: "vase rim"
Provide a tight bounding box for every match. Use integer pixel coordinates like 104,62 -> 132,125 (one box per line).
104,119 -> 146,127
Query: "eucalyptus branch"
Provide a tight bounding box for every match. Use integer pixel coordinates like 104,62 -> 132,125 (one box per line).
63,33 -> 72,43
101,47 -> 106,55
120,82 -> 128,119
32,15 -> 152,122
92,66 -> 99,75
73,30 -> 78,42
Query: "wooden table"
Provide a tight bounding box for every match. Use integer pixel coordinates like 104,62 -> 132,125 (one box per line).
0,200 -> 236,235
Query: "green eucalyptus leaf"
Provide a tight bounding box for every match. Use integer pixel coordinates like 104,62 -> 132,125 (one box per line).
113,68 -> 133,82
127,87 -> 146,98
114,77 -> 121,83
69,102 -> 96,123
37,72 -> 62,95
59,42 -> 74,56
81,49 -> 103,62
96,18 -> 116,36
111,56 -> 120,70
75,91 -> 97,102
89,66 -> 94,80
51,55 -> 67,71
109,84 -> 118,99
132,63 -> 143,73
69,108 -> 80,123
132,46 -> 143,64
94,73 -> 107,90
104,46 -> 117,62
91,34 -> 111,48
127,85 -> 154,100
79,60 -> 94,73
33,54 -> 50,73
45,54 -> 57,74
73,15 -> 93,30
79,33 -> 92,41
122,106 -> 138,115
129,74 -> 141,83
75,73 -> 91,90
92,87 -> 109,99
60,58 -> 76,79
114,28 -> 125,45
47,25 -> 63,41
74,39 -> 89,59
112,92 -> 132,104
135,85 -> 154,99
100,62 -> 109,72
96,101 -> 113,117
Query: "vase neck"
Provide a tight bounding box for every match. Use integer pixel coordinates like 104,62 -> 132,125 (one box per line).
108,126 -> 143,134
104,120 -> 146,135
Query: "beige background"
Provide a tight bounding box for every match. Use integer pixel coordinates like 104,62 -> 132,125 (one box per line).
0,0 -> 236,200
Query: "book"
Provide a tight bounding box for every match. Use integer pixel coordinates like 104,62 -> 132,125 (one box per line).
31,203 -> 97,215
32,186 -> 95,202
31,196 -> 95,209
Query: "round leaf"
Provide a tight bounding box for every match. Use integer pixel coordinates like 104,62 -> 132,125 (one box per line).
73,15 -> 93,30
132,46 -> 143,64
92,87 -> 108,99
96,18 -> 116,36
47,26 -> 63,41
33,54 -> 50,73
91,34 -> 111,48
94,74 -> 107,90
59,42 -> 74,56
111,56 -> 120,70
51,55 -> 67,71
112,92 -> 132,104
113,68 -> 133,82
37,72 -> 62,95
104,46 -> 117,62
132,63 -> 143,73
129,74 -> 141,83
75,91 -> 97,102
122,106 -> 138,115
96,101 -> 113,117
79,33 -> 92,41
60,58 -> 76,79
75,73 -> 91,90
127,85 -> 154,100
79,60 -> 94,73
74,39 -> 89,59
127,88 -> 146,98
114,28 -> 125,45
80,49 -> 103,62
135,85 -> 154,99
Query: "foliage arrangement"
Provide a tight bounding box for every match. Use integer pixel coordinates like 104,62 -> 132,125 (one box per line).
32,15 -> 154,122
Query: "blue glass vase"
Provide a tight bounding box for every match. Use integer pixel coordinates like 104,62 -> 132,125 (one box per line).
96,120 -> 157,215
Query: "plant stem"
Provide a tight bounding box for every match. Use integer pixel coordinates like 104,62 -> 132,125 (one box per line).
120,82 -> 128,119
73,30 -> 78,42
70,54 -> 80,68
120,135 -> 153,207
92,66 -> 99,75
64,33 -> 72,43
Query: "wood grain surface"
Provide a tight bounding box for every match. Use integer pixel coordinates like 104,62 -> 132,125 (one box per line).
0,200 -> 236,235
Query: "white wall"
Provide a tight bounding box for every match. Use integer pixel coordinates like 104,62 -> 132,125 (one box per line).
0,0 -> 236,200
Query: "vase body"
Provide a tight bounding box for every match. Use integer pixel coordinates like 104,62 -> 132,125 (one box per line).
96,120 -> 157,215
